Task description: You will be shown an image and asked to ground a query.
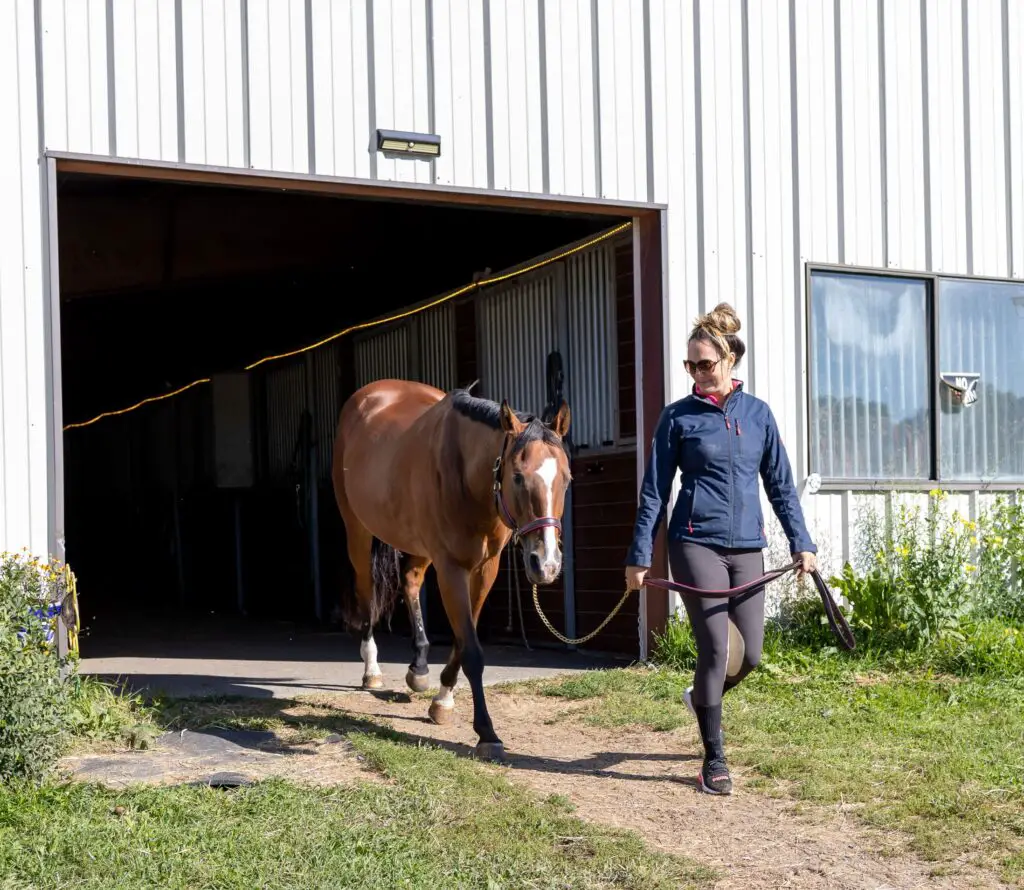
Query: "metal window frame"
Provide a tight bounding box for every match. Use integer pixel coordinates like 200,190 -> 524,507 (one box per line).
805,260 -> 1024,491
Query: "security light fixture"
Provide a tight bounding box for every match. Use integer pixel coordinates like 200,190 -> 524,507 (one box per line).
375,129 -> 441,158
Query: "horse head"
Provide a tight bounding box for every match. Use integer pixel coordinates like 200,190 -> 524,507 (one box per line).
494,399 -> 572,586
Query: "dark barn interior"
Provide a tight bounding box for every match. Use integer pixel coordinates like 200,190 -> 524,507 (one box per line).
57,170 -> 641,655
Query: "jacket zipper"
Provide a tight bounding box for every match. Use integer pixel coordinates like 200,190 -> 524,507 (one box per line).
725,405 -> 735,547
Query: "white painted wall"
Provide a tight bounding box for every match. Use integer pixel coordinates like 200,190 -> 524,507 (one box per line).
3,0 -> 1024,595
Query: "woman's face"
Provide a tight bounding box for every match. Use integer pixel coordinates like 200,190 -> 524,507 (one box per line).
685,338 -> 734,394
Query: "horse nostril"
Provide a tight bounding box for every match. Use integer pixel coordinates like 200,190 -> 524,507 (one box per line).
528,552 -> 542,576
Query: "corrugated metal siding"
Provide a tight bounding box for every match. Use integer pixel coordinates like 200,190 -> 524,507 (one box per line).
0,0 -> 49,557
311,345 -> 341,482
3,0 -> 1024,605
181,0 -> 247,167
111,0 -> 180,162
478,271 -> 559,416
354,325 -> 410,390
264,359 -> 306,479
566,242 -> 617,449
247,0 -> 310,173
417,303 -> 457,393
310,0 -> 373,179
476,239 -> 619,447
432,0 -> 489,188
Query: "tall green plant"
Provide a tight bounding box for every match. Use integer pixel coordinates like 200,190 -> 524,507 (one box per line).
830,491 -> 976,649
975,494 -> 1024,624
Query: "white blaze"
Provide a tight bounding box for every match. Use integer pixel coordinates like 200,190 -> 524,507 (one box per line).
536,458 -> 560,569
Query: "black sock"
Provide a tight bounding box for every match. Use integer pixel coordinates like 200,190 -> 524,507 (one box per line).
695,704 -> 723,757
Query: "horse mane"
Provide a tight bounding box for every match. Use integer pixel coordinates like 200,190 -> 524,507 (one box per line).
449,388 -> 564,454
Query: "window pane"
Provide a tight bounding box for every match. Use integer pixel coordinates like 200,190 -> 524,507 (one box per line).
809,271 -> 931,479
939,279 -> 1024,481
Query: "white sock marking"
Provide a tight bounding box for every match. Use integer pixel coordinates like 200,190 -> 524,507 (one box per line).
360,636 -> 381,677
432,684 -> 455,708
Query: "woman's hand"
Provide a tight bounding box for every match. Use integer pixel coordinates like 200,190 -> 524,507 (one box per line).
795,551 -> 817,576
625,565 -> 649,591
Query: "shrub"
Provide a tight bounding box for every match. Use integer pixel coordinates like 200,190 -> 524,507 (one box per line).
931,618 -> 1024,677
975,494 -> 1024,624
0,551 -> 74,781
828,491 -> 976,650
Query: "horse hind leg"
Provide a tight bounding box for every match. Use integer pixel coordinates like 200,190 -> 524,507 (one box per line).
403,557 -> 432,693
336,509 -> 389,690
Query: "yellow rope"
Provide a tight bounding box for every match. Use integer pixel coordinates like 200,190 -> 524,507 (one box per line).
63,378 -> 211,431
531,584 -> 636,646
64,221 -> 633,431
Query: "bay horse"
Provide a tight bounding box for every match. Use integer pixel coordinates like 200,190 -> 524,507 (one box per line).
331,379 -> 572,760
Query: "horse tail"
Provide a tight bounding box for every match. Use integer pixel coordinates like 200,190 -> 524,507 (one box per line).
368,536 -> 403,629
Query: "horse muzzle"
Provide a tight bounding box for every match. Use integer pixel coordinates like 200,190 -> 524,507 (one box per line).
520,519 -> 563,585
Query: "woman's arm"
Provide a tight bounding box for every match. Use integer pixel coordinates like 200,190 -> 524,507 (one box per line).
625,408 -> 679,570
759,407 -> 816,556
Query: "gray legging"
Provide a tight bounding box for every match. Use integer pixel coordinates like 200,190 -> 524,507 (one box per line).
668,540 -> 766,707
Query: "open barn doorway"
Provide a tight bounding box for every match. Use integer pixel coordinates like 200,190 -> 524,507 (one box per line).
51,158 -> 664,670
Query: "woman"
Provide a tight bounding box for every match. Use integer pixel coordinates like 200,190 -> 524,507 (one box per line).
625,303 -> 816,796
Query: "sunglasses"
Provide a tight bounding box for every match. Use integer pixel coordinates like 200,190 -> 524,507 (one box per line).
684,358 -> 722,376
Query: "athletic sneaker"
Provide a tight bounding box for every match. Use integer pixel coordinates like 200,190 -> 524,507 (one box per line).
698,755 -> 733,795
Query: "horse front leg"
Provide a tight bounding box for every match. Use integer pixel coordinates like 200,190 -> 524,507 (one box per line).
428,643 -> 460,725
432,558 -> 504,760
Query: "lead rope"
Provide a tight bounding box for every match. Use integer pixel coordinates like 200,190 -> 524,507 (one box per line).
530,564 -> 856,650
512,551 -> 532,650
531,584 -> 635,646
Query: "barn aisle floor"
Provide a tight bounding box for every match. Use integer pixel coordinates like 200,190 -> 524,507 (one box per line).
77,617 -> 631,700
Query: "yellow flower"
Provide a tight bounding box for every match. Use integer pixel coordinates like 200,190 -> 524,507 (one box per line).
971,536 -> 978,545
964,564 -> 977,573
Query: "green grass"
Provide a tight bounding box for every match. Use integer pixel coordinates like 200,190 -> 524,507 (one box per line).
518,664 -> 1024,883
2,696 -> 713,890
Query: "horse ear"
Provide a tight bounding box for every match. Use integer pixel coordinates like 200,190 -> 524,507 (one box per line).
499,400 -> 524,434
551,401 -> 571,438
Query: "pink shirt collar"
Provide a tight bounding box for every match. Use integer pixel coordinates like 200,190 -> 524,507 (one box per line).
694,379 -> 741,405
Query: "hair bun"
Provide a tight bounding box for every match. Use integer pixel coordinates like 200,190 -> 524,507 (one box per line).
698,302 -> 741,336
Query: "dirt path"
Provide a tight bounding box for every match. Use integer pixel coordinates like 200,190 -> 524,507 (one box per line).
325,685 -> 1011,890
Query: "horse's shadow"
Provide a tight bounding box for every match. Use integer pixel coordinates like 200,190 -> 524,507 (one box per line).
147,683 -> 699,785
354,707 -> 701,783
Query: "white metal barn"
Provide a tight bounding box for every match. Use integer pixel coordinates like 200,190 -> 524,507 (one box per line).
1,0 -> 1022,659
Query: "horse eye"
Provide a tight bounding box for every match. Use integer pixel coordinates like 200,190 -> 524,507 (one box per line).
513,473 -> 525,486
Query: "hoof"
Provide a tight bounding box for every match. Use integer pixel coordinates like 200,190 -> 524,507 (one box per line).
428,701 -> 454,725
406,669 -> 431,693
362,673 -> 384,690
473,742 -> 506,763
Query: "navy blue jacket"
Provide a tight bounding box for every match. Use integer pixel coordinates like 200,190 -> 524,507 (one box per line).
626,383 -> 816,568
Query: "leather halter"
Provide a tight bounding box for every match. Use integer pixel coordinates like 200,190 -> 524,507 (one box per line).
492,433 -> 563,546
